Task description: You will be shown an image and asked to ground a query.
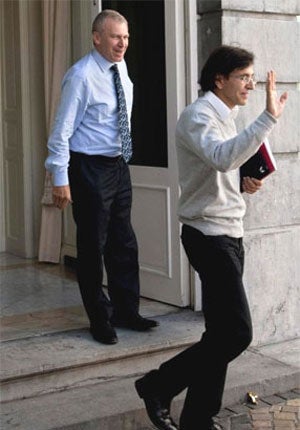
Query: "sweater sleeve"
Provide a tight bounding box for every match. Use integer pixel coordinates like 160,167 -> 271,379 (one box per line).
176,104 -> 277,173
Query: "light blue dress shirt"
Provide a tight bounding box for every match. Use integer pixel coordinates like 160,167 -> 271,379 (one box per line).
45,49 -> 133,186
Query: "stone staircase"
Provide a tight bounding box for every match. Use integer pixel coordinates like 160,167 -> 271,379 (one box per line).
1,309 -> 198,402
1,309 -> 299,429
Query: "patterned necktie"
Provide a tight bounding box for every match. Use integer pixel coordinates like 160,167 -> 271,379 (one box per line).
111,64 -> 132,163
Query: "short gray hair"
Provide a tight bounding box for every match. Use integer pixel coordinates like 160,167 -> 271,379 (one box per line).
92,9 -> 128,33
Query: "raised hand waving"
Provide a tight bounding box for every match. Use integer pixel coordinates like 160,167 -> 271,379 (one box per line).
266,70 -> 288,119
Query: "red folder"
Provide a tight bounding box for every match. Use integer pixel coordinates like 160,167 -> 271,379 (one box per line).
240,140 -> 277,180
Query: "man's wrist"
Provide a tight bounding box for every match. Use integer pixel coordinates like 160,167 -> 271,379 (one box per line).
264,109 -> 277,123
53,171 -> 69,187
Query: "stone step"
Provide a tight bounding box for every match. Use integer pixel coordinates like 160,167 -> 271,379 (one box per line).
1,342 -> 299,430
0,309 -> 203,402
1,307 -> 299,429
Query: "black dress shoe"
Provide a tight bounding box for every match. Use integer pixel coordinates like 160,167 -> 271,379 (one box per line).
208,423 -> 224,430
180,416 -> 224,430
135,379 -> 178,430
203,419 -> 224,430
90,321 -> 118,345
111,313 -> 159,331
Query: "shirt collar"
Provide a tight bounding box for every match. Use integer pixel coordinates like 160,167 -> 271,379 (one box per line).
204,91 -> 239,121
91,49 -> 115,72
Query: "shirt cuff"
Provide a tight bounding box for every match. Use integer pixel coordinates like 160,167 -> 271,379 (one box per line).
52,170 -> 69,187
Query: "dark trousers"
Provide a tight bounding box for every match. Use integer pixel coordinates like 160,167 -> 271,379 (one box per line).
143,225 -> 252,429
68,151 -> 140,327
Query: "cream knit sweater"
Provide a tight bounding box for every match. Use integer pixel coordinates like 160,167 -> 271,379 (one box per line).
176,91 -> 277,238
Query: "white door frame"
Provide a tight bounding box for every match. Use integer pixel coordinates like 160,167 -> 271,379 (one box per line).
183,0 -> 202,310
0,1 -> 5,253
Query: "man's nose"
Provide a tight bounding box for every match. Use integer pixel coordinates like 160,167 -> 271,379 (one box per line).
119,38 -> 126,47
247,79 -> 256,89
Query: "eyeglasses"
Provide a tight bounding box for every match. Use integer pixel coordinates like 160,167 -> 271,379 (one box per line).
231,74 -> 257,85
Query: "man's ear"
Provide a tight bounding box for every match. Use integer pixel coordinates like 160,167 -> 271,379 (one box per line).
215,74 -> 225,90
92,31 -> 101,46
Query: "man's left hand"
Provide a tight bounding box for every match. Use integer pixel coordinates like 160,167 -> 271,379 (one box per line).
266,70 -> 288,119
242,177 -> 263,194
52,185 -> 72,210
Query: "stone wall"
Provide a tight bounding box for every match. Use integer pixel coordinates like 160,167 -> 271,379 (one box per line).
197,0 -> 300,345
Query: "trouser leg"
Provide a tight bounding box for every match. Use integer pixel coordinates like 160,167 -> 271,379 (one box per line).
139,225 -> 252,429
69,153 -> 117,325
104,160 -> 140,317
69,153 -> 140,326
179,225 -> 252,428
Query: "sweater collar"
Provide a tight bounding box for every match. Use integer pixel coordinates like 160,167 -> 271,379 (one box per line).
204,91 -> 239,121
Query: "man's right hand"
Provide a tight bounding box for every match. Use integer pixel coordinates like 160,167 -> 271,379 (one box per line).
52,185 -> 72,210
266,70 -> 288,119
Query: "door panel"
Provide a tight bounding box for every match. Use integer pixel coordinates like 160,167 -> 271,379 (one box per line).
1,0 -> 46,258
132,182 -> 171,278
1,1 -> 25,255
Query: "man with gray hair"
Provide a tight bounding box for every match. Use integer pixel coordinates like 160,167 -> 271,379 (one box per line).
45,9 -> 158,345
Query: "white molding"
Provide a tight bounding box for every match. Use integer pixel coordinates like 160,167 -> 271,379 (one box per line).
19,1 -> 34,257
183,0 -> 202,310
71,0 -> 94,62
184,0 -> 199,104
0,1 -> 5,252
91,0 -> 101,20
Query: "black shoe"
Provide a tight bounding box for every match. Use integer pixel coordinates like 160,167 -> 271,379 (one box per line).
180,417 -> 224,430
111,313 -> 159,331
90,321 -> 118,345
205,419 -> 224,430
135,378 -> 178,430
208,424 -> 224,430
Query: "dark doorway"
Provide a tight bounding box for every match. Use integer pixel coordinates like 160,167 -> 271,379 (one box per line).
102,0 -> 168,167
